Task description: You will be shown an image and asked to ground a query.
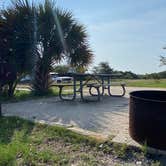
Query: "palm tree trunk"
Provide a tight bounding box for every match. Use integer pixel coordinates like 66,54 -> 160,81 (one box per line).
8,81 -> 16,98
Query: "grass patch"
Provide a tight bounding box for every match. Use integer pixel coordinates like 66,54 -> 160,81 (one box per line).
1,86 -> 73,103
0,116 -> 164,165
0,116 -> 99,165
113,79 -> 166,88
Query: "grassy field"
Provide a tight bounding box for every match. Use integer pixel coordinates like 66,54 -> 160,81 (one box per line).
114,79 -> 166,88
0,116 -> 163,165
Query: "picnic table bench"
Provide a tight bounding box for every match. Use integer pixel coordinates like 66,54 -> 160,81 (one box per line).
87,82 -> 126,97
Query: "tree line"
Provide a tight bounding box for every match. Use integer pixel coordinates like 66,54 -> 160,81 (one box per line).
91,62 -> 166,79
53,62 -> 166,79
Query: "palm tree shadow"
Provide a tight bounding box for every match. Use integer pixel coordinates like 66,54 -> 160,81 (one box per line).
40,96 -> 129,133
0,116 -> 34,144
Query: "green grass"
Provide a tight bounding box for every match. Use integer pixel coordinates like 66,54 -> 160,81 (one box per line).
0,116 -> 163,165
1,86 -> 73,103
113,79 -> 166,88
82,78 -> 166,88
0,116 -> 98,165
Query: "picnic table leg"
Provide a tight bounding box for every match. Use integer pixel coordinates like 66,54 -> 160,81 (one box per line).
108,81 -> 126,97
58,77 -> 76,101
80,79 -> 84,100
82,87 -> 101,102
73,76 -> 77,99
89,86 -> 94,96
59,86 -> 76,101
100,78 -> 105,96
107,77 -> 111,96
80,81 -> 101,102
89,85 -> 100,96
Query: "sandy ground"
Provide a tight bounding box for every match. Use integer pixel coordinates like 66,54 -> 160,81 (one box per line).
2,87 -> 166,146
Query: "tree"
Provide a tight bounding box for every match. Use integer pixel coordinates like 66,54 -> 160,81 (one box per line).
123,71 -> 139,79
160,56 -> 166,66
33,0 -> 93,94
53,65 -> 69,74
0,0 -> 36,97
93,62 -> 113,74
0,0 -> 93,96
160,47 -> 166,66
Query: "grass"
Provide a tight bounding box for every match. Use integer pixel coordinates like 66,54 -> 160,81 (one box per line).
0,116 -> 98,165
82,78 -> 166,88
0,116 -> 164,165
113,79 -> 166,88
1,86 -> 72,103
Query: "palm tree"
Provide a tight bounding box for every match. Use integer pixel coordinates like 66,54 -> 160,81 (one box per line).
0,0 -> 93,95
33,0 -> 93,94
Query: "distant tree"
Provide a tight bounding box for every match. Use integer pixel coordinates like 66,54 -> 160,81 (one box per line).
123,71 -> 139,79
53,65 -> 70,74
138,71 -> 166,80
160,56 -> 166,66
93,62 -> 113,74
158,71 -> 166,78
160,46 -> 166,66
150,73 -> 160,80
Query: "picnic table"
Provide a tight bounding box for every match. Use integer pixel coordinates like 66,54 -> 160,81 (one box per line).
52,73 -> 126,102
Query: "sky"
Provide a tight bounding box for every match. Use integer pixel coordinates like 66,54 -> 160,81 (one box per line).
1,0 -> 166,74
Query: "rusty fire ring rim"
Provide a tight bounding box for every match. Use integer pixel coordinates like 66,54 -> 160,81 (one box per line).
130,90 -> 166,103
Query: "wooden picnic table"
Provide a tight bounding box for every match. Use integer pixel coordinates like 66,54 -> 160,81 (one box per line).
52,73 -> 126,102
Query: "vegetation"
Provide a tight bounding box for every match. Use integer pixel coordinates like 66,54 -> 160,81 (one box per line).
160,46 -> 166,66
0,0 -> 35,97
93,62 -> 113,74
93,62 -> 166,79
0,116 -> 163,165
53,64 -> 88,74
113,79 -> 166,88
0,86 -> 74,103
139,71 -> 166,80
160,56 -> 166,66
92,62 -> 139,79
33,0 -> 93,95
53,65 -> 70,74
0,0 -> 36,116
0,0 -> 93,97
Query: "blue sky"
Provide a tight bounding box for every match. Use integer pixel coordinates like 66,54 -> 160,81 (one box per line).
1,0 -> 166,74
